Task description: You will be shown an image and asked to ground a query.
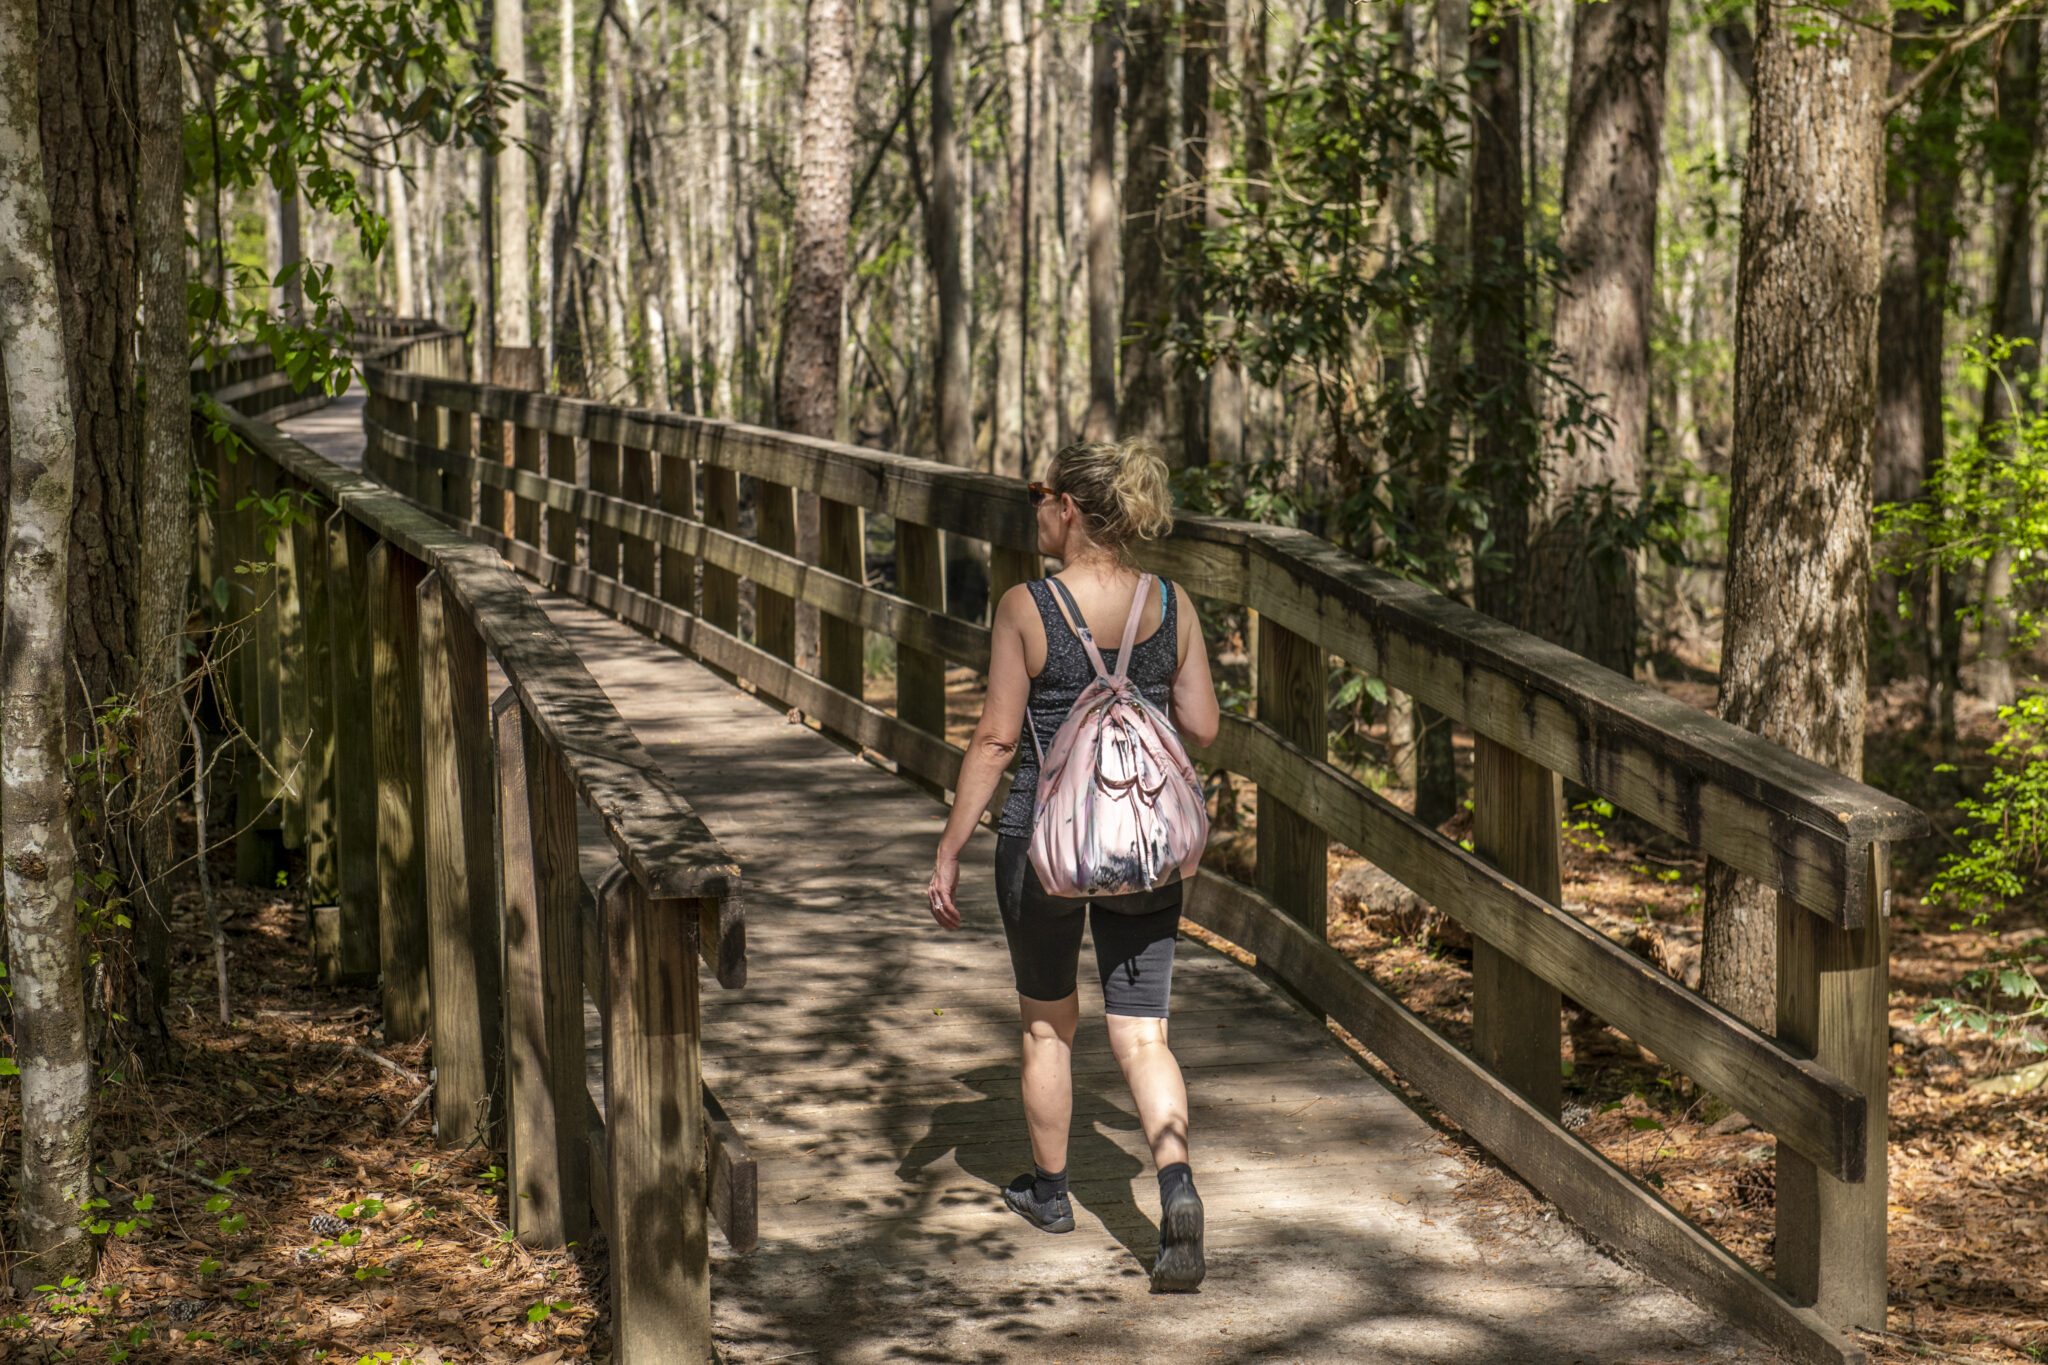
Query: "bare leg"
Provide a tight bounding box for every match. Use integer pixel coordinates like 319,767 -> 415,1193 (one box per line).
1019,991 -> 1080,1171
1106,1013 -> 1189,1169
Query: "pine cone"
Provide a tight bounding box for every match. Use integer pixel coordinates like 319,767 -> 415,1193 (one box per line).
309,1212 -> 347,1237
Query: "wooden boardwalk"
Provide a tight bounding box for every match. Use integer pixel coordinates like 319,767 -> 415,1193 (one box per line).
283,398 -> 1768,1365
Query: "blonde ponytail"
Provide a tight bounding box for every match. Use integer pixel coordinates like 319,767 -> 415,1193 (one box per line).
1048,438 -> 1176,552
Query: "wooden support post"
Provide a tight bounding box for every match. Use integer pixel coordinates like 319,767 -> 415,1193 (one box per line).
818,498 -> 865,698
420,573 -> 504,1149
601,873 -> 710,1363
415,401 -> 447,512
1775,843 -> 1889,1329
254,463 -> 286,816
701,457 -> 740,633
297,511 -> 338,916
621,445 -> 656,594
478,414 -> 507,533
1469,734 -> 1564,1118
895,519 -> 948,796
273,475 -> 308,850
990,545 -> 1044,609
547,431 -> 578,564
658,440 -> 697,614
755,478 -> 798,663
495,689 -> 591,1247
370,542 -> 431,1041
1255,615 -> 1327,942
323,513 -> 380,983
513,423 -> 542,547
589,438 -> 622,580
446,408 -> 475,524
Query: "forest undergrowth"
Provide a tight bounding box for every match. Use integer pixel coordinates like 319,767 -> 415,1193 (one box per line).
0,824 -> 607,1365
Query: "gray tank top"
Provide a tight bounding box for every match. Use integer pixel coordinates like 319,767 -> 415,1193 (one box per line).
996,577 -> 1179,838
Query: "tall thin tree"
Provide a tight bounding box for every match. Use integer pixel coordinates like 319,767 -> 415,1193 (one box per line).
1119,0 -> 1173,447
1084,1 -> 1121,440
497,0 -> 535,345
931,0 -> 973,464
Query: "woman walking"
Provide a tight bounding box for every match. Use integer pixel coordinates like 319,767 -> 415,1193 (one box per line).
925,439 -> 1220,1292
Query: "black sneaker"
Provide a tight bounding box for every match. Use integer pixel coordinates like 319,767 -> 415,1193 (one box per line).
1002,1172 -> 1075,1233
1151,1182 -> 1205,1291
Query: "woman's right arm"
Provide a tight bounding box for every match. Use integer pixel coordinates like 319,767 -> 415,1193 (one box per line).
1168,583 -> 1219,749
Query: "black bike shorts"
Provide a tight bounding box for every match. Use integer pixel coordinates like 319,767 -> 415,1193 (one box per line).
994,834 -> 1182,1019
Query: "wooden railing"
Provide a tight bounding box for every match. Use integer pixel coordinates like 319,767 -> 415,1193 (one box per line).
356,335 -> 1928,1365
195,329 -> 752,1363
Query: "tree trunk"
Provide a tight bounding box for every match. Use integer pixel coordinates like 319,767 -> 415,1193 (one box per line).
135,0 -> 187,1049
1206,0 -> 1243,465
1703,0 -> 1885,1032
2,0 -> 95,1286
1974,20 -> 2042,710
1178,0 -> 1219,466
1468,1 -> 1530,625
265,15 -> 303,323
1413,0 -> 1470,830
994,0 -> 1030,478
928,0 -> 972,464
1084,2 -> 1120,441
1119,0 -> 1172,446
387,152 -> 418,317
1871,23 -> 1960,697
780,0 -> 854,441
1529,0 -> 1666,676
495,0 -> 533,345
603,6 -> 638,401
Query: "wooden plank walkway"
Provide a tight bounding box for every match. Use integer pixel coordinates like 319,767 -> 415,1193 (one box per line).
282,399 -> 1771,1365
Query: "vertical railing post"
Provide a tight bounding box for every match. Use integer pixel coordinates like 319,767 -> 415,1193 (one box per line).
419,571 -> 504,1148
601,874 -> 710,1363
818,498 -> 865,698
590,437 -> 623,579
1775,842 -> 1889,1328
513,420 -> 543,548
659,434 -> 697,614
274,477 -> 309,852
478,407 -> 507,533
1468,735 -> 1564,1117
755,478 -> 798,663
547,430 -> 578,565
446,402 -> 475,524
701,441 -> 740,633
494,689 -> 591,1247
1254,615 -> 1327,946
323,512 -> 380,982
234,454 -> 284,885
416,397 -> 448,514
895,520 -> 947,796
621,444 -> 656,594
369,542 -> 431,1041
296,508 -> 338,936
990,544 -> 1044,610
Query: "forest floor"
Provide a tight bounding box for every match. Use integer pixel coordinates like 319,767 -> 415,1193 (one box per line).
0,824 -> 610,1364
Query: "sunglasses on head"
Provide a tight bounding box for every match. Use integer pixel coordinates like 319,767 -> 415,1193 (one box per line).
1028,481 -> 1059,507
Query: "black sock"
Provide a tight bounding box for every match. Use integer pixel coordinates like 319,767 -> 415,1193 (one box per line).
1032,1164 -> 1068,1204
1158,1161 -> 1193,1203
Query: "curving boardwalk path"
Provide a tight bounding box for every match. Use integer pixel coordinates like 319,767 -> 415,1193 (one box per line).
284,397 -> 1769,1365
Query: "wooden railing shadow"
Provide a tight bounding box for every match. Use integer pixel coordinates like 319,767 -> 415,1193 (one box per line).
195,320 -> 750,1364
353,322 -> 1927,1365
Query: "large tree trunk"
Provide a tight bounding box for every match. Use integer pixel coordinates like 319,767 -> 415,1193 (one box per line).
2,0 -> 95,1287
1205,0 -> 1243,466
1084,2 -> 1120,440
496,0 -> 534,344
1468,1 -> 1530,626
265,15 -> 303,323
602,6 -> 638,401
135,0 -> 187,1051
1119,0 -> 1172,447
1702,0 -> 1886,1032
1528,0 -> 1666,677
780,0 -> 853,440
994,0 -> 1030,478
1974,20 -> 2042,710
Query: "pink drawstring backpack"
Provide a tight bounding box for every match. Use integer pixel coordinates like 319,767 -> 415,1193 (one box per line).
1027,575 -> 1211,898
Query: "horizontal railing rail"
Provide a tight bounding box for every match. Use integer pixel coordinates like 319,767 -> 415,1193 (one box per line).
359,344 -> 1927,1365
195,326 -> 749,1363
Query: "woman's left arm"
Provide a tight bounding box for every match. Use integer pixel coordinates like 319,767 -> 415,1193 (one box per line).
926,585 -> 1033,929
1168,583 -> 1220,749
